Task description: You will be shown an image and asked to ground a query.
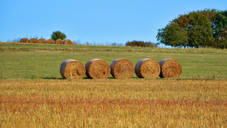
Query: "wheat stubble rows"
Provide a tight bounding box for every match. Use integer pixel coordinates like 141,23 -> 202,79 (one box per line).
0,79 -> 226,127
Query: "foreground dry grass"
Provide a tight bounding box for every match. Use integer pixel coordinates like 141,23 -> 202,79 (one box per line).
0,79 -> 226,127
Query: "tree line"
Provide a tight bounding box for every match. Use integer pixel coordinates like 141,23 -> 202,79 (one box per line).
157,9 -> 227,49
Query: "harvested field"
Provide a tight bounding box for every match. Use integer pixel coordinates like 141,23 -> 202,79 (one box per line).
0,43 -> 227,127
0,79 -> 226,127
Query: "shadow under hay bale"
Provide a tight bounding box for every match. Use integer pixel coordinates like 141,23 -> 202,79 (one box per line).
30,38 -> 38,43
56,39 -> 63,44
60,59 -> 86,79
20,38 -> 29,43
110,59 -> 134,79
159,59 -> 182,78
46,39 -> 55,44
38,38 -> 46,44
135,58 -> 160,78
64,39 -> 73,45
85,59 -> 110,79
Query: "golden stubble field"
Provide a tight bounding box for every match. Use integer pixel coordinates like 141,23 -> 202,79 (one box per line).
0,79 -> 226,127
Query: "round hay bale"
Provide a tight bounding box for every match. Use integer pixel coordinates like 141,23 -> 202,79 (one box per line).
46,39 -> 55,44
56,39 -> 63,44
85,59 -> 110,79
60,59 -> 86,79
135,58 -> 160,78
30,38 -> 38,43
20,38 -> 29,43
38,38 -> 46,44
64,39 -> 73,45
110,59 -> 134,79
159,59 -> 182,78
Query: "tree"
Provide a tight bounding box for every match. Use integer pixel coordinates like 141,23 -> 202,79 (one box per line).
218,26 -> 227,42
51,31 -> 66,41
214,11 -> 227,40
172,14 -> 190,30
187,11 -> 214,48
156,9 -> 227,48
200,9 -> 217,31
157,22 -> 188,48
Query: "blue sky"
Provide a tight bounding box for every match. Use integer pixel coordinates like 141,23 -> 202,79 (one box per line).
0,0 -> 226,45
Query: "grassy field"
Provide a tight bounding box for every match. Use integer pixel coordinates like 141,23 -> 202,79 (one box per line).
0,42 -> 227,127
1,42 -> 227,80
1,42 -> 227,53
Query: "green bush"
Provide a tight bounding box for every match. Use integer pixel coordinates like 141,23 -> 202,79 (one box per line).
126,41 -> 157,47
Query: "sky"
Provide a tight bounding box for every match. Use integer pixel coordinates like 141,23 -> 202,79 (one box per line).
0,0 -> 227,45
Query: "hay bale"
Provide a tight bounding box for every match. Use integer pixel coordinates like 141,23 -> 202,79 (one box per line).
135,58 -> 160,78
20,38 -> 29,43
64,39 -> 73,45
85,59 -> 110,79
46,39 -> 55,44
56,39 -> 63,44
38,38 -> 46,44
60,59 -> 86,79
159,59 -> 182,78
30,38 -> 38,43
110,59 -> 134,79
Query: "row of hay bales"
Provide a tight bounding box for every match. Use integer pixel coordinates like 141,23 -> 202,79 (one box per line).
20,38 -> 72,45
60,58 -> 182,79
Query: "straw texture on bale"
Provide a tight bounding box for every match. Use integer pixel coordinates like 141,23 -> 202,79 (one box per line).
135,58 -> 160,78
85,59 -> 110,79
64,39 -> 73,45
20,38 -> 29,43
38,38 -> 46,44
56,39 -> 63,44
159,59 -> 182,78
46,39 -> 55,44
60,59 -> 86,79
110,59 -> 134,79
30,38 -> 38,43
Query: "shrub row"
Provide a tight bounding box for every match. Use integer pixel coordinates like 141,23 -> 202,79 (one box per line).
126,41 -> 157,47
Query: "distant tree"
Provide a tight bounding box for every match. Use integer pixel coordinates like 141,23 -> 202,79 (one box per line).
187,11 -> 214,48
51,31 -> 66,41
157,22 -> 188,48
157,9 -> 216,48
214,11 -> 227,40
